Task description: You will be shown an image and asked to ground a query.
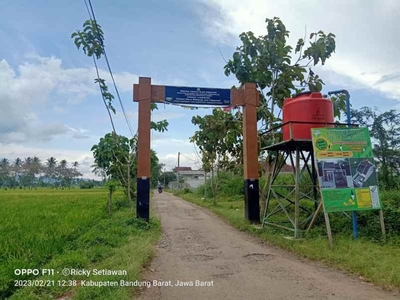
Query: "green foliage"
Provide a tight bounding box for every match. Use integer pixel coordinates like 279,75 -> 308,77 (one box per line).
79,181 -> 94,189
91,132 -> 134,181
71,20 -> 104,59
351,107 -> 400,189
1,189 -> 161,299
95,78 -> 116,114
104,179 -> 119,193
159,171 -> 176,186
91,132 -> 163,193
303,31 -> 336,65
330,94 -> 347,120
191,109 -> 243,171
224,17 -> 338,119
150,152 -> 161,188
151,119 -> 169,132
150,103 -> 169,132
0,157 -> 83,189
182,187 -> 192,194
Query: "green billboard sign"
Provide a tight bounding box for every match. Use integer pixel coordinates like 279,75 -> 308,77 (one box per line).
311,127 -> 382,213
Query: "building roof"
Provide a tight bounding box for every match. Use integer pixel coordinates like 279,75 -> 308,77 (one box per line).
173,166 -> 192,172
178,170 -> 205,176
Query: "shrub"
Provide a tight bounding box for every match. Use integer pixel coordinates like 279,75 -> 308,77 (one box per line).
79,181 -> 94,189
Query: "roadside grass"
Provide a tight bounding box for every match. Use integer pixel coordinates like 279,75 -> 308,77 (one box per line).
0,189 -> 161,299
175,191 -> 400,291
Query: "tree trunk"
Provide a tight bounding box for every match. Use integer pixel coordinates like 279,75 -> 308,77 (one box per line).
108,190 -> 112,215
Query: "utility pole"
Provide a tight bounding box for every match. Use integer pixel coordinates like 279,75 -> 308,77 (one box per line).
177,152 -> 180,188
163,167 -> 166,187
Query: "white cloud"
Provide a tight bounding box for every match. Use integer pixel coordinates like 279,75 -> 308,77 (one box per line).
151,135 -> 203,171
65,125 -> 90,139
159,152 -> 202,171
0,55 -> 139,144
195,0 -> 400,101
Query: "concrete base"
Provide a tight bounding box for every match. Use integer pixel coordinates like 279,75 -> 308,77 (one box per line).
137,178 -> 150,221
244,179 -> 260,224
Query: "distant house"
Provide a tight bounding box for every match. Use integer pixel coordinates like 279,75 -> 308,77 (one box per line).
170,166 -> 207,189
173,167 -> 193,172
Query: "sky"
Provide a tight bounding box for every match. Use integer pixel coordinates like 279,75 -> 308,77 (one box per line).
1,0 -> 400,179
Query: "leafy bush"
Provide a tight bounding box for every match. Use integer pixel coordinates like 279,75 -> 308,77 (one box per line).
182,187 -> 192,194
79,181 -> 94,189
193,170 -> 400,243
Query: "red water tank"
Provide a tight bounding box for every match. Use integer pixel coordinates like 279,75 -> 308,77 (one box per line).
282,92 -> 334,141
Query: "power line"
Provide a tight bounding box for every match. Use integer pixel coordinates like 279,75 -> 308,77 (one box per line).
84,0 -> 135,138
180,153 -> 200,164
92,56 -> 117,133
216,45 -> 228,63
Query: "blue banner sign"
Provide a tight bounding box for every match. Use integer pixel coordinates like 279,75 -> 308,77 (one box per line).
165,86 -> 231,106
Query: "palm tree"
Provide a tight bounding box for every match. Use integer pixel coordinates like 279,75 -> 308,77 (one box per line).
22,157 -> 34,189
0,158 -> 10,187
57,159 -> 69,188
92,163 -> 107,182
46,157 -> 57,168
32,156 -> 42,188
72,161 -> 79,186
46,157 -> 57,187
13,158 -> 22,187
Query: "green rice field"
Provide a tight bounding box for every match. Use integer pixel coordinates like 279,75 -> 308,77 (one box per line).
0,188 -> 160,299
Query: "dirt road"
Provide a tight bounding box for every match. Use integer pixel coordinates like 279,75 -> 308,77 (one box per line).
138,192 -> 398,300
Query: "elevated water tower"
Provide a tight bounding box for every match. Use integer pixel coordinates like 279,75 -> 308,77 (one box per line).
260,91 -> 337,238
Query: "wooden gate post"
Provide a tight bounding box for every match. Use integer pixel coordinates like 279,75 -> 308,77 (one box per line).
232,83 -> 260,223
133,77 -> 151,221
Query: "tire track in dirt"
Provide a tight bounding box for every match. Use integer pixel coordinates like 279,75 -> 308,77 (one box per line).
137,192 -> 398,300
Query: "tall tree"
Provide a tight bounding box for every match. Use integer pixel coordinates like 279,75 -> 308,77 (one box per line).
191,108 -> 243,174
191,17 -> 345,203
57,159 -> 69,188
351,107 -> 400,188
0,158 -> 10,187
224,17 -> 340,135
91,133 -> 137,202
46,157 -> 57,187
12,158 -> 22,187
72,161 -> 80,185
21,157 -> 35,188
32,156 -> 42,187
91,132 -> 162,199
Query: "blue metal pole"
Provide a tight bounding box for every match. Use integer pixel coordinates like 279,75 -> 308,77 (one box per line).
328,89 -> 358,239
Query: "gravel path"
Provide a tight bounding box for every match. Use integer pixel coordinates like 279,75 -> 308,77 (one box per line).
137,192 -> 398,300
